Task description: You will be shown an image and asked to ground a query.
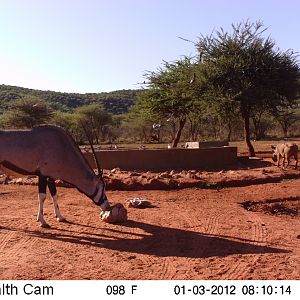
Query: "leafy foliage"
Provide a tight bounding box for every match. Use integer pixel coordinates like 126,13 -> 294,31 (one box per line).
144,57 -> 197,118
0,84 -> 138,114
139,57 -> 203,147
0,96 -> 52,128
271,101 -> 300,137
75,104 -> 114,144
196,20 -> 300,155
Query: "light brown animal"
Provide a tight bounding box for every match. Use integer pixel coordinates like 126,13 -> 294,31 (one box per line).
271,143 -> 298,169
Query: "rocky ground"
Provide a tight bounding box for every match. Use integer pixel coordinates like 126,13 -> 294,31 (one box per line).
2,157 -> 300,190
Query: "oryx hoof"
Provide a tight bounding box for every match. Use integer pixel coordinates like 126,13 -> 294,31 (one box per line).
56,216 -> 66,222
39,222 -> 51,228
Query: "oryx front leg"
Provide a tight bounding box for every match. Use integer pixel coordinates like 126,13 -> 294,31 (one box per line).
38,175 -> 51,228
37,193 -> 50,228
51,194 -> 65,222
47,179 -> 65,222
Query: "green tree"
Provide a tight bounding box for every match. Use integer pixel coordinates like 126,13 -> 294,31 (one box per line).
250,106 -> 273,140
124,95 -> 159,143
106,115 -> 124,144
50,111 -> 84,142
1,96 -> 52,128
141,57 -> 199,147
271,103 -> 300,138
197,20 -> 300,156
207,98 -> 239,141
75,103 -> 113,144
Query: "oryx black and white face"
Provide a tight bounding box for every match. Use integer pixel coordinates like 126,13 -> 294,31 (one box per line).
91,177 -> 110,211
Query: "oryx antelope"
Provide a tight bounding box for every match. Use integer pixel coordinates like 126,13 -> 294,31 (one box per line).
0,125 -> 110,227
271,142 -> 298,169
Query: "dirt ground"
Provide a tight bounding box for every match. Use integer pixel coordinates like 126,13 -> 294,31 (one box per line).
0,159 -> 299,280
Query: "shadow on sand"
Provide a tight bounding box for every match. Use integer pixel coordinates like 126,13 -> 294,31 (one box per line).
241,196 -> 299,217
1,219 -> 289,258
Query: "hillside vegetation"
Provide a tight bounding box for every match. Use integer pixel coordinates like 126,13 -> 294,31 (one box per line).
0,84 -> 138,114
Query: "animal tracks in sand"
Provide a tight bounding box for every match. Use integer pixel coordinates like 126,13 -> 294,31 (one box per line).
221,207 -> 268,280
0,231 -> 16,253
0,229 -> 38,280
0,230 -> 37,259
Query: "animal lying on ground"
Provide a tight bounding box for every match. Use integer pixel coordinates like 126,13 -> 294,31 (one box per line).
0,125 -> 110,227
271,143 -> 298,169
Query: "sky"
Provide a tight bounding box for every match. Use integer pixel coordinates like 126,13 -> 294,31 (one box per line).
0,0 -> 300,94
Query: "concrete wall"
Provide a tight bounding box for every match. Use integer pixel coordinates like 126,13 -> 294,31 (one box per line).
84,146 -> 237,171
185,141 -> 229,148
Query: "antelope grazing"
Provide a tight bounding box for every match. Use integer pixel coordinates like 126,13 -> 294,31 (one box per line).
271,142 -> 298,169
0,125 -> 110,227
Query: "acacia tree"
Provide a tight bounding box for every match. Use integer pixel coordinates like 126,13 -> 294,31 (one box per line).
206,97 -> 239,141
141,57 -> 199,147
75,103 -> 113,144
1,96 -> 52,128
187,110 -> 204,141
271,104 -> 300,138
50,111 -> 83,142
250,103 -> 274,140
197,21 -> 300,156
124,101 -> 159,143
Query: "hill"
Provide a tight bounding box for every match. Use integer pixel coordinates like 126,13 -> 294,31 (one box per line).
0,84 -> 140,114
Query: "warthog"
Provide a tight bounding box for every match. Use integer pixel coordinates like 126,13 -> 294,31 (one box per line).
271,143 -> 298,169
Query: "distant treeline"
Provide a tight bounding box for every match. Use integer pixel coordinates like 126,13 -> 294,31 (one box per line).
0,84 -> 139,114
1,22 -> 300,153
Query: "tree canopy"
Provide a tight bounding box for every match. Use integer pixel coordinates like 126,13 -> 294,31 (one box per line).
75,104 -> 114,144
196,20 -> 300,155
139,57 -> 202,147
0,96 -> 52,128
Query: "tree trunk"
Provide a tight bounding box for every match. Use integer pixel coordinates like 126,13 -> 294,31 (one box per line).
227,123 -> 232,142
252,118 -> 259,140
243,115 -> 256,157
282,125 -> 288,138
188,117 -> 200,142
171,118 -> 186,148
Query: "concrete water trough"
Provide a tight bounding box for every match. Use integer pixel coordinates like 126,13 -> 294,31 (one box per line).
84,146 -> 238,171
184,141 -> 229,148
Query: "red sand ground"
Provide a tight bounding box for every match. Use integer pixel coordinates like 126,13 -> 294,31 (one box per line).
0,160 -> 300,280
